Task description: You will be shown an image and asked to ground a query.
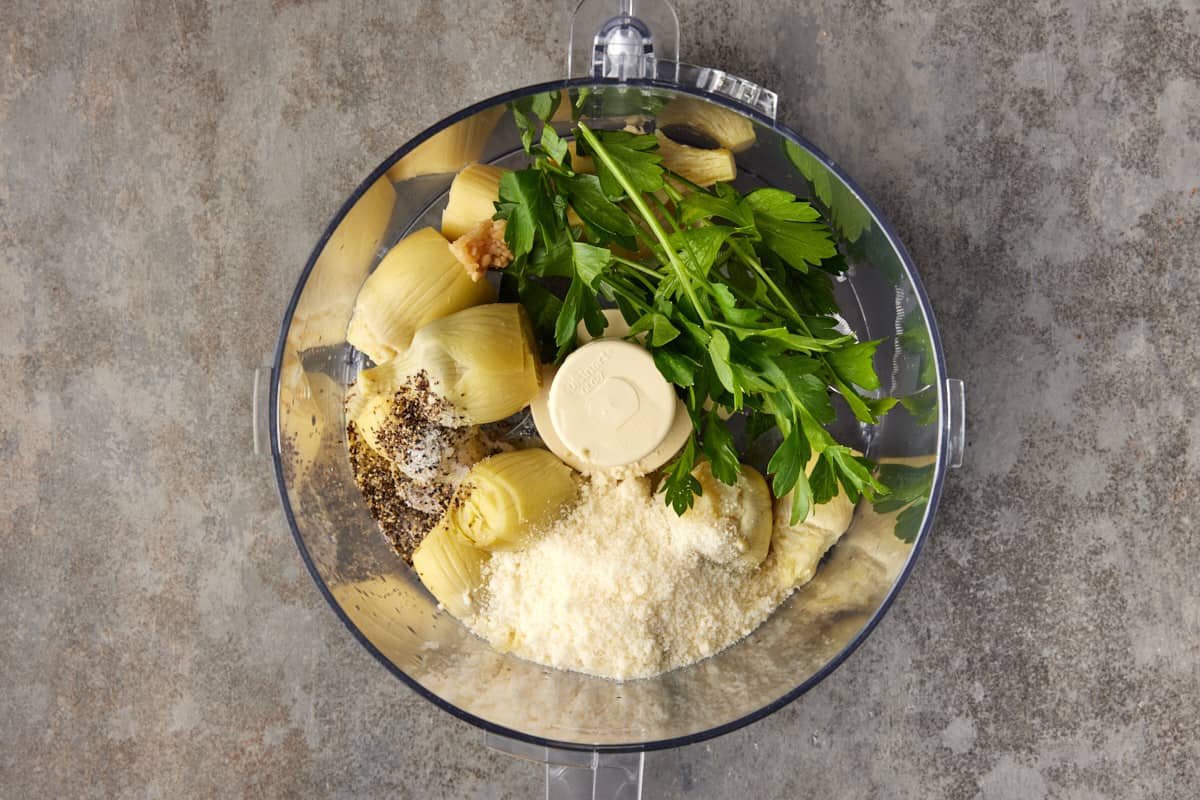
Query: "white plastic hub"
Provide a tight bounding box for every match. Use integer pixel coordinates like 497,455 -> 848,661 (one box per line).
547,339 -> 676,468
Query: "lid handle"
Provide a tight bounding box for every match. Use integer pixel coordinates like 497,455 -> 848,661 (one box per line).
569,0 -> 679,80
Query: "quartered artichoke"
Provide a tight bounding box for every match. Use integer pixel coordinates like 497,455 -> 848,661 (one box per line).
411,516 -> 490,617
655,131 -> 737,187
441,163 -> 506,240
770,457 -> 857,589
656,96 -> 757,152
350,303 -> 541,426
346,227 -> 496,364
666,460 -> 773,570
440,449 -> 578,552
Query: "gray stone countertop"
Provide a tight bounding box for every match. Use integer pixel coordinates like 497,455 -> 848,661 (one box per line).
3,0 -> 1198,797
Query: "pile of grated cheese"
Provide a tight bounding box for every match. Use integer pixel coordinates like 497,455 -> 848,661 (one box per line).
466,473 -> 794,680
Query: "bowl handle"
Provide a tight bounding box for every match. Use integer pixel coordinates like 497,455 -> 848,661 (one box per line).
484,732 -> 645,799
944,378 -> 966,469
252,363 -> 273,456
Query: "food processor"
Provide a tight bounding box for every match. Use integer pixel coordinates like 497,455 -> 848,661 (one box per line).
253,1 -> 966,796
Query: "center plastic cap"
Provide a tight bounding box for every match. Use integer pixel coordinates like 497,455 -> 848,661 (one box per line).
548,339 -> 676,468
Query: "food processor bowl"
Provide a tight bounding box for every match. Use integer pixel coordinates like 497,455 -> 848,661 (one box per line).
256,0 -> 965,794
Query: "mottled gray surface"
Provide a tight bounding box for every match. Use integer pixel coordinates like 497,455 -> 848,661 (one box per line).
2,0 -> 1198,797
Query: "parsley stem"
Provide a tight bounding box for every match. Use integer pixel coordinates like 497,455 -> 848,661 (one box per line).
647,192 -> 682,234
606,271 -> 656,303
727,238 -> 803,324
728,238 -> 871,428
610,253 -> 661,280
661,180 -> 686,205
576,122 -> 711,325
610,260 -> 660,295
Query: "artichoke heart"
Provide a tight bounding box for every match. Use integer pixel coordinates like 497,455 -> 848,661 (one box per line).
771,455 -> 857,590
412,516 -> 489,618
352,303 -> 541,426
656,96 -> 757,152
770,518 -> 844,591
655,131 -> 737,187
666,461 -> 772,570
441,163 -> 507,241
442,449 -> 578,552
346,227 -> 496,364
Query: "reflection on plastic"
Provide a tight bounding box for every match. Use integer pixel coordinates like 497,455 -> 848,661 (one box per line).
386,106 -> 506,183
289,176 -> 396,352
784,140 -> 872,243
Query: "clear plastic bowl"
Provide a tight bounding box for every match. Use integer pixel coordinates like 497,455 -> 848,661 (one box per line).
267,79 -> 962,753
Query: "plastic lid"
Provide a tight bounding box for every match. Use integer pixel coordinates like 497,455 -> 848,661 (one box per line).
547,339 -> 676,468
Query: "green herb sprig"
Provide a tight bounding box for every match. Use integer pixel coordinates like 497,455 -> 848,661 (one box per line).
496,99 -> 893,521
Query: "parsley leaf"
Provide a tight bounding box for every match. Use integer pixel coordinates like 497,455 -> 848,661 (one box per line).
710,283 -> 763,326
825,338 -> 884,391
515,278 -> 563,362
745,188 -> 823,221
530,91 -> 560,123
570,241 -> 612,289
662,436 -> 702,514
540,124 -> 568,164
650,314 -> 681,346
679,183 -> 754,228
555,275 -> 606,359
652,349 -> 699,386
702,412 -> 740,485
580,129 -> 665,197
808,452 -> 838,504
778,369 -> 836,425
746,188 -> 839,271
768,428 -> 806,499
558,173 -> 637,248
671,226 -> 730,279
496,170 -> 556,261
707,329 -> 736,394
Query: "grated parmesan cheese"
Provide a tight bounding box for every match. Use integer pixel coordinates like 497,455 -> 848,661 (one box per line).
466,473 -> 797,680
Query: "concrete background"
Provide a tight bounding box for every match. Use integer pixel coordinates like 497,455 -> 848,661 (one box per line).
3,0 -> 1198,797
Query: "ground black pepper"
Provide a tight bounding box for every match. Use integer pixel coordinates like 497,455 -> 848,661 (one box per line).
345,372 -> 504,564
347,422 -> 437,564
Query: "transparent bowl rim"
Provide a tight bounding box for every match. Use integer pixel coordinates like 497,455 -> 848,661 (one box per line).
270,76 -> 951,753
